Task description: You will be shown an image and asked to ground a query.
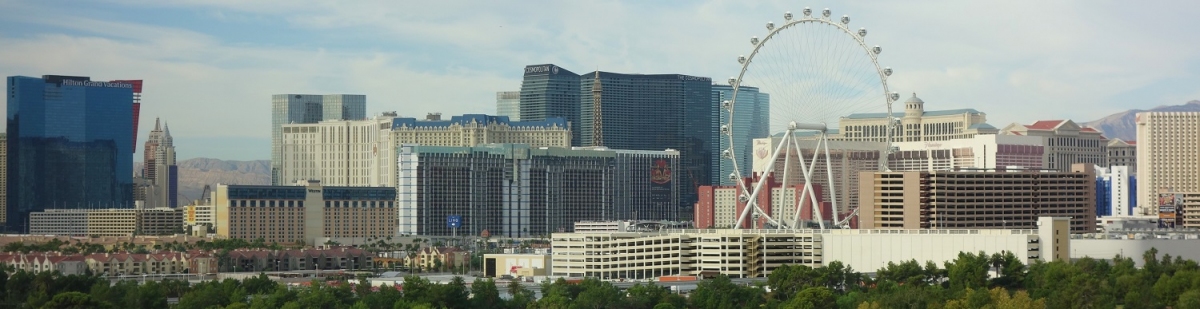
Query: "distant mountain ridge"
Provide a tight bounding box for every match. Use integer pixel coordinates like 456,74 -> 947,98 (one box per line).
1082,100 -> 1200,141
135,158 -> 270,204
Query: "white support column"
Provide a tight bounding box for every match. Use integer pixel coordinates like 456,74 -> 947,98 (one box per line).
822,133 -> 841,225
735,131 -> 792,229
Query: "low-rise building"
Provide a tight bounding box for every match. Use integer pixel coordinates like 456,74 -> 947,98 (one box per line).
551,217 -> 1068,279
0,253 -> 87,275
483,253 -> 551,278
0,251 -> 214,276
29,208 -> 183,237
222,247 -> 372,272
408,247 -> 468,271
183,203 -> 215,234
214,180 -> 397,245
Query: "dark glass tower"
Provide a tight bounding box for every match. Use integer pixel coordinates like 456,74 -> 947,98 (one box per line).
712,85 -> 770,185
519,64 -> 581,146
580,72 -> 714,217
6,75 -> 135,232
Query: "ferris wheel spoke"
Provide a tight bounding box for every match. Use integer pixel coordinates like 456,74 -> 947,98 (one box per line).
728,9 -> 895,229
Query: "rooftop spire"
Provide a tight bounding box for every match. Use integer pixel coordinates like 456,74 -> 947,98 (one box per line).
154,117 -> 161,131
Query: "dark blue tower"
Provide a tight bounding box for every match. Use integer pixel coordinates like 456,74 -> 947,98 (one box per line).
6,75 -> 135,232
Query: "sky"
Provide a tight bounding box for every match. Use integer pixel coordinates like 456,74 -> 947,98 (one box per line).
2,0 -> 1198,161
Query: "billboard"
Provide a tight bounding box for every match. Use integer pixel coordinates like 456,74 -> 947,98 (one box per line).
1158,193 -> 1183,214
447,215 -> 462,228
650,158 -> 673,203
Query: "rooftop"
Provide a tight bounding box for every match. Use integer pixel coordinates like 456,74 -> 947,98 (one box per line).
844,108 -> 983,120
391,114 -> 567,130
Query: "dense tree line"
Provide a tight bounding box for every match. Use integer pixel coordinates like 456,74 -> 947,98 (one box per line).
4,249 -> 1200,308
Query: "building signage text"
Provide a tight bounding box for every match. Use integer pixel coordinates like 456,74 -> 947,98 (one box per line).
524,65 -> 559,75
61,79 -> 134,89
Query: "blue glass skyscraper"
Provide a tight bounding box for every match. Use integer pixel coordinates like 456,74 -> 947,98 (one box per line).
580,71 -> 713,218
712,85 -> 769,186
6,75 -> 135,232
520,64 -> 581,146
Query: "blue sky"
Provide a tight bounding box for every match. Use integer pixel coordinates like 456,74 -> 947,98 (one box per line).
2,0 -> 1198,160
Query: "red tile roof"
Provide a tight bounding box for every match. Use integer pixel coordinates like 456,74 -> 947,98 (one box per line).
1025,120 -> 1065,130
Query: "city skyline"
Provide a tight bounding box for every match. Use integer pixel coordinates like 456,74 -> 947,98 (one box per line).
2,1 -> 1198,160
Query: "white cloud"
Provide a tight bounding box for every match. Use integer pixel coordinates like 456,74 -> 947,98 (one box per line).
2,0 -> 1197,159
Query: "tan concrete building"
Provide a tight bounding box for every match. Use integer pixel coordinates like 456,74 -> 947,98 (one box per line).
1001,119 -> 1108,172
858,164 -> 1096,233
1135,112 -> 1200,216
279,114 -> 570,187
1106,139 -> 1137,173
214,181 -> 396,245
29,208 -> 183,237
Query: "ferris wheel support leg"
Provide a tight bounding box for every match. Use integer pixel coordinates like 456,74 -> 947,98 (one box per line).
789,133 -> 809,230
805,137 -> 826,230
822,133 -> 841,225
780,136 -> 793,228
735,130 -> 791,229
790,133 -> 825,230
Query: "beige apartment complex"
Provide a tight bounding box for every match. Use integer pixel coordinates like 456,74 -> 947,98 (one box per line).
29,208 -> 183,237
858,164 -> 1096,233
278,114 -> 570,187
1002,119 -> 1108,172
1136,112 -> 1200,216
551,217 -> 1069,279
214,181 -> 396,245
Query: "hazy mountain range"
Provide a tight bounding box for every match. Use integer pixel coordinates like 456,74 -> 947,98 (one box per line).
1082,100 -> 1200,141
134,158 -> 270,205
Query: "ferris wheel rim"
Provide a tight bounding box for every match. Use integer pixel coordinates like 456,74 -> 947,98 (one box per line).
723,9 -> 898,229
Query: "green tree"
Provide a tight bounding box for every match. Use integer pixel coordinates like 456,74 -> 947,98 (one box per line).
505,280 -> 535,309
784,286 -> 836,309
944,251 -> 990,292
40,291 -> 113,309
689,275 -> 764,309
571,278 -> 624,309
470,278 -> 504,309
1178,290 -> 1200,309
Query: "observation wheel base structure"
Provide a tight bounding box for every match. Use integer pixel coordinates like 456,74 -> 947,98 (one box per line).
723,7 -> 899,230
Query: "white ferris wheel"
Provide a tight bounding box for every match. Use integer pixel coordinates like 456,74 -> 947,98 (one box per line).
723,7 -> 899,230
